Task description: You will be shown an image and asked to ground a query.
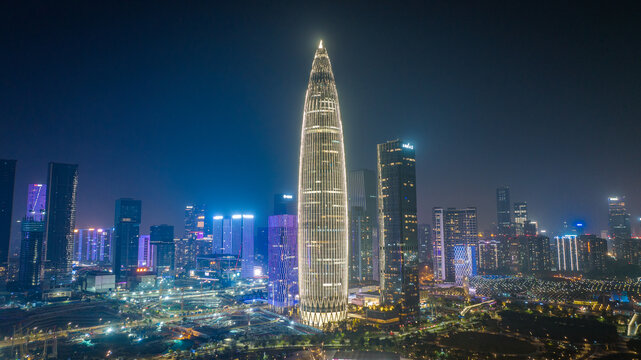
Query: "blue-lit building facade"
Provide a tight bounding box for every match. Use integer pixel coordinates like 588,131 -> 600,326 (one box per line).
267,214 -> 298,313
454,244 -> 477,284
212,214 -> 254,278
113,198 -> 141,281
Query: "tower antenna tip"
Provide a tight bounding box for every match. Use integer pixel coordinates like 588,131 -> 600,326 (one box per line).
318,40 -> 323,49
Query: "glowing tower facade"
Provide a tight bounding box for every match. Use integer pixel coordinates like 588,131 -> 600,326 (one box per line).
297,41 -> 348,328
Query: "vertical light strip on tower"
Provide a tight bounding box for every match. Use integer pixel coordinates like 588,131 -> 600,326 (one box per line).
297,41 -> 349,328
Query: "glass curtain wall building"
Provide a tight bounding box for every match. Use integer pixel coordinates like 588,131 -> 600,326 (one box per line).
44,162 -> 78,283
347,169 -> 377,286
113,198 -> 141,280
150,224 -> 174,274
433,207 -> 478,284
297,41 -> 349,328
74,228 -> 112,264
18,184 -> 47,288
0,159 -> 16,270
212,214 -> 254,278
268,214 -> 298,313
377,140 -> 419,323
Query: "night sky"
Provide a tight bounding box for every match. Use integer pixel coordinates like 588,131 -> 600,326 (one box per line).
1,1 -> 640,244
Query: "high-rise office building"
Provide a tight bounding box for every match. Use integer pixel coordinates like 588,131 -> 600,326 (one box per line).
268,214 -> 298,312
18,184 -> 46,288
0,159 -> 16,270
608,196 -> 632,262
577,235 -> 608,273
74,228 -> 112,264
524,220 -> 538,236
609,196 -> 631,239
44,162 -> 78,282
433,207 -> 478,284
184,204 -> 211,239
19,221 -> 46,288
113,198 -> 141,280
348,169 -> 377,285
554,235 -> 580,272
433,208 -> 446,281
212,214 -> 254,278
274,194 -> 297,216
174,237 -> 197,277
517,235 -> 551,273
496,186 -> 512,236
150,224 -> 174,274
212,215 -> 225,254
138,234 -> 152,267
237,215 -> 254,278
478,237 -> 499,273
418,224 -> 432,266
378,139 -> 419,323
513,202 -> 528,236
297,41 -> 349,328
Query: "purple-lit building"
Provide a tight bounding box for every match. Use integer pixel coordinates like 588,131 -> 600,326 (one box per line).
73,228 -> 113,264
27,183 -> 46,222
138,234 -> 152,268
18,184 -> 47,288
267,215 -> 298,312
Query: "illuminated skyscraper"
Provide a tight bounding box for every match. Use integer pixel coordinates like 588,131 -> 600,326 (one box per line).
496,186 -> 512,270
608,196 -> 633,262
297,41 -> 349,328
478,237 -> 499,273
113,198 -> 141,280
150,224 -> 174,274
74,228 -> 112,264
433,207 -> 478,285
577,235 -> 608,273
212,214 -> 254,278
517,235 -> 551,273
418,224 -> 432,266
555,235 -> 580,271
27,184 -> 46,222
138,234 -> 152,267
513,201 -> 528,236
184,204 -> 210,239
19,184 -> 46,288
378,140 -> 419,323
44,162 -> 78,283
0,159 -> 16,270
268,214 -> 298,312
609,196 -> 631,240
496,186 -> 512,236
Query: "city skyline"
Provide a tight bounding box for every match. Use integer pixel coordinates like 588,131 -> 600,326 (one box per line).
1,2 -> 639,240
1,2 -> 641,358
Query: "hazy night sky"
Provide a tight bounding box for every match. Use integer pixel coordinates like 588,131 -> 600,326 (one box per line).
1,1 -> 640,246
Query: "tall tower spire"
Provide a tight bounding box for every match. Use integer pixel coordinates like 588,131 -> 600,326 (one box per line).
297,42 -> 348,328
